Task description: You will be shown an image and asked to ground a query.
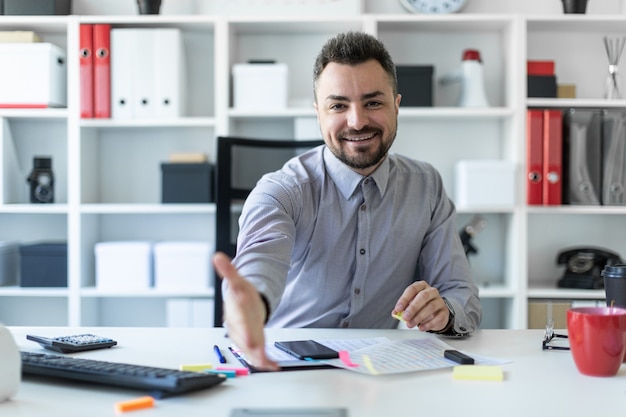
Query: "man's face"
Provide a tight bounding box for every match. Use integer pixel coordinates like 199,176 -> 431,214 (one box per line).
314,59 -> 401,176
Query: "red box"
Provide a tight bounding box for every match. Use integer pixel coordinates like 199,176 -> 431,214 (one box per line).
527,60 -> 555,76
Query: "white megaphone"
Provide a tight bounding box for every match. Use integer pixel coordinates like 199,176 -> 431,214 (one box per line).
0,324 -> 20,402
439,49 -> 489,108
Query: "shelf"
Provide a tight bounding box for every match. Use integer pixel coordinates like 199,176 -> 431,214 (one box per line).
228,108 -> 316,118
79,204 -> 215,214
227,16 -> 363,33
0,204 -> 69,214
456,206 -> 516,214
80,288 -> 215,298
79,14 -> 218,29
527,98 -> 626,108
527,286 -> 605,300
526,205 -> 626,215
527,16 -> 626,33
399,107 -> 515,119
376,14 -> 514,31
0,287 -> 69,297
0,108 -> 68,119
477,285 -> 516,298
80,117 -> 216,128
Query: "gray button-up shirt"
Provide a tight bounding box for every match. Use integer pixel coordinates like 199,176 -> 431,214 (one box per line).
229,145 -> 481,334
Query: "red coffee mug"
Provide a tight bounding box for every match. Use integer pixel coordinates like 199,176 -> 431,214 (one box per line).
567,307 -> 626,377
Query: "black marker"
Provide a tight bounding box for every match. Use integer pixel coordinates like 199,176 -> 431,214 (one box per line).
444,349 -> 475,365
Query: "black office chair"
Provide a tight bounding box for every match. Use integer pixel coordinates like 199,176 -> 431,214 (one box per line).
213,136 -> 324,326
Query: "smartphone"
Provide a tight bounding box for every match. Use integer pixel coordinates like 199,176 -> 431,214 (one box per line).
274,340 -> 339,360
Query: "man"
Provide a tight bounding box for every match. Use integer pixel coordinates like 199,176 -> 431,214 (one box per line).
213,31 -> 481,371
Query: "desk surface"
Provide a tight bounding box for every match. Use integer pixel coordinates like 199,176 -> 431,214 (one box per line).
3,327 -> 625,416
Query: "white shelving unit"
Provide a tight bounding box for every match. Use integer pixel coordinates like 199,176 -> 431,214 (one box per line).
525,16 -> 626,311
0,11 -> 621,328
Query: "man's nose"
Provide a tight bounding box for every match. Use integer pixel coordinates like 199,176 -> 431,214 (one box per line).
347,107 -> 368,130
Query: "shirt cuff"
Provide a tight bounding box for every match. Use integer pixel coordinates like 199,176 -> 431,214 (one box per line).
259,293 -> 271,324
430,297 -> 467,338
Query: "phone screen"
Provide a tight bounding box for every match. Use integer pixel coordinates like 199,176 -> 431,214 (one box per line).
274,340 -> 339,360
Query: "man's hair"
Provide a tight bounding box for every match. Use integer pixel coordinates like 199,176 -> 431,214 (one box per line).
313,31 -> 397,99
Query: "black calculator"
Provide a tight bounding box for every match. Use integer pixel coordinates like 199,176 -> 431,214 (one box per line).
27,334 -> 118,353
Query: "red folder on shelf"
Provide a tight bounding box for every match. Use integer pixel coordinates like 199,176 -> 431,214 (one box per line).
79,24 -> 93,118
93,24 -> 111,118
526,109 -> 544,205
543,109 -> 563,205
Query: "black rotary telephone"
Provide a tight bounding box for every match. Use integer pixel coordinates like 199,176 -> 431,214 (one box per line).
556,247 -> 623,289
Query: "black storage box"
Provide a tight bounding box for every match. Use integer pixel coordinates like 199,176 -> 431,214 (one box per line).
2,0 -> 71,15
527,75 -> 557,98
161,163 -> 214,203
396,65 -> 434,107
19,242 -> 67,287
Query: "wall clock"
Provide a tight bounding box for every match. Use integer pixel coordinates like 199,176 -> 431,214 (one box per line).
399,0 -> 468,14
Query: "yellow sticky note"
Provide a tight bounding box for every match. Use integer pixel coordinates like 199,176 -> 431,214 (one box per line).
392,312 -> 405,322
179,363 -> 213,372
452,365 -> 503,381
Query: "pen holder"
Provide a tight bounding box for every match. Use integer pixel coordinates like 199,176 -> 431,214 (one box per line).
136,0 -> 161,14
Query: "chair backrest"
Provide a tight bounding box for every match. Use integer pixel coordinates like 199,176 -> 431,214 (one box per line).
213,136 -> 324,326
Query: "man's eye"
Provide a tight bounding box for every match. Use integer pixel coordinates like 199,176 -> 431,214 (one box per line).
366,101 -> 383,108
329,103 -> 346,111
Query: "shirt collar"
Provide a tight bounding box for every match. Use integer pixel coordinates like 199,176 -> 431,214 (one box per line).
323,146 -> 390,200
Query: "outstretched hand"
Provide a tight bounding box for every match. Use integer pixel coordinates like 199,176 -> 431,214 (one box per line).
212,252 -> 280,371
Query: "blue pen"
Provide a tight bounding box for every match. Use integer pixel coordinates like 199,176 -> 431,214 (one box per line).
214,344 -> 227,363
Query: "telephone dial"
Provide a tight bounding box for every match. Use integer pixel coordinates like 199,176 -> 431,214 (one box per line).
557,247 -> 623,289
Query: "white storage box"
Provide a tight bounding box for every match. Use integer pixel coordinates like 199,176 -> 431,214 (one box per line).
95,241 -> 153,291
454,160 -> 516,209
0,43 -> 67,108
154,242 -> 213,291
0,242 -> 18,286
233,63 -> 288,110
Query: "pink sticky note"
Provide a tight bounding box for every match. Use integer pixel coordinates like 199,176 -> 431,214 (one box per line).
338,350 -> 359,367
216,367 -> 250,376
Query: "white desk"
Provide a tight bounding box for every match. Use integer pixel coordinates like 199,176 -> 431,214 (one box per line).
3,327 -> 625,416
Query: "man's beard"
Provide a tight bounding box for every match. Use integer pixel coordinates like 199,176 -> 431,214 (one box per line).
331,127 -> 396,171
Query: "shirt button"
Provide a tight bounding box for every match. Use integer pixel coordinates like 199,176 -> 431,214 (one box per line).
360,204 -> 366,211
364,178 -> 370,184
359,248 -> 366,255
342,322 -> 349,328
354,288 -> 361,295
